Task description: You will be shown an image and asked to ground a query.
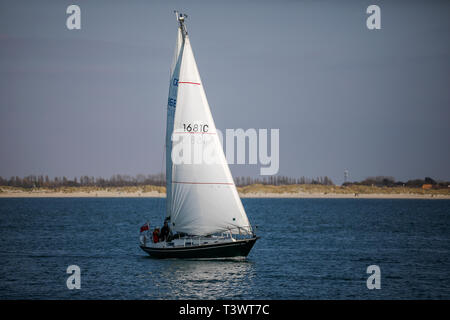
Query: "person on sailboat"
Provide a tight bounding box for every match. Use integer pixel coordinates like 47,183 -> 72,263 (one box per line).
152,228 -> 160,243
159,220 -> 171,242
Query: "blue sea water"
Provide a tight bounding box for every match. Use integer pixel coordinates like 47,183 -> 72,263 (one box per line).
0,197 -> 449,299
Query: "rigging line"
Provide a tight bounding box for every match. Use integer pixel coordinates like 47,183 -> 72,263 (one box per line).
157,75 -> 168,220
158,133 -> 166,219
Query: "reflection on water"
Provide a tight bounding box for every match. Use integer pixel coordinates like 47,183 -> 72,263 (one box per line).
141,258 -> 256,299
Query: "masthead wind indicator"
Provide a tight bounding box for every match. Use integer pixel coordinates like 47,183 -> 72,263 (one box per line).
174,10 -> 188,36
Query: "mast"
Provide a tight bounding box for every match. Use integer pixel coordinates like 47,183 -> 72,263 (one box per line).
174,11 -> 188,38
165,11 -> 187,221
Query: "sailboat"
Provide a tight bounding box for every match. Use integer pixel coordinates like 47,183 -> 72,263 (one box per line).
139,12 -> 259,259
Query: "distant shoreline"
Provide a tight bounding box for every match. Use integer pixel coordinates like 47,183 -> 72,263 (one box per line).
239,192 -> 449,199
1,185 -> 449,199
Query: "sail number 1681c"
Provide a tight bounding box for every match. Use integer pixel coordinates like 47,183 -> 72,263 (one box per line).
183,123 -> 209,133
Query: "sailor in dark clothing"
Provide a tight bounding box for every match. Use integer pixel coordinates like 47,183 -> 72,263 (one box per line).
160,220 -> 171,242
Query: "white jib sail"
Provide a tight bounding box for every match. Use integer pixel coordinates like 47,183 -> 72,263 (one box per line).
168,34 -> 252,236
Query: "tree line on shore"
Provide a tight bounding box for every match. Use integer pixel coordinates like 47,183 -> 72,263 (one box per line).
343,176 -> 450,189
0,174 -> 333,188
234,176 -> 334,186
0,174 -> 448,189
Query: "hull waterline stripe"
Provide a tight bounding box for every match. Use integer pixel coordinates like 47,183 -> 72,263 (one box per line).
172,181 -> 234,185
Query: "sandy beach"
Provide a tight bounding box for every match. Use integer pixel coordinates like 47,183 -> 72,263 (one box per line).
1,188 -> 449,199
0,189 -> 164,198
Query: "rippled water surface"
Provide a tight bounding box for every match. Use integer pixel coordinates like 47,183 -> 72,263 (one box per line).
0,198 -> 449,299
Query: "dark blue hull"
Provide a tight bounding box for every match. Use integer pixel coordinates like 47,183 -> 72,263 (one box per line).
140,237 -> 259,259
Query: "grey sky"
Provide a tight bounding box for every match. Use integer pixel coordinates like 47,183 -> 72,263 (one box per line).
0,0 -> 449,184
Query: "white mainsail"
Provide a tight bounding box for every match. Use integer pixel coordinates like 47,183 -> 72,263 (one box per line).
165,27 -> 183,219
165,16 -> 252,236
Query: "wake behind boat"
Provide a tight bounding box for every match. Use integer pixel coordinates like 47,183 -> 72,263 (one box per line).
139,12 -> 259,259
